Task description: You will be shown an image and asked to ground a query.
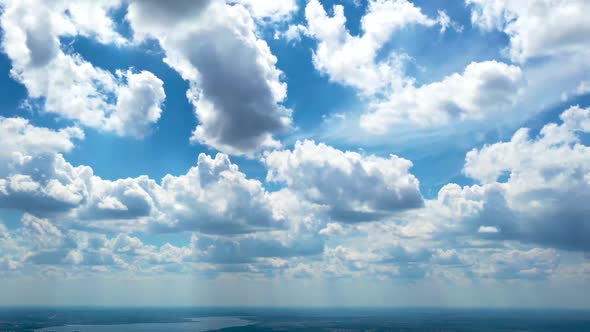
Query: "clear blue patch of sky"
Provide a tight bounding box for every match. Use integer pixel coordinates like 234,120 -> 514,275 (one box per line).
0,54 -> 27,117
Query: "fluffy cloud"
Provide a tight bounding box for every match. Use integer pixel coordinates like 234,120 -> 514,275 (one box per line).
127,0 -> 291,155
303,2 -> 524,133
77,176 -> 159,222
264,140 -> 423,222
360,61 -> 524,131
0,118 -> 287,236
231,0 -> 298,22
467,0 -> 590,62
2,195 -> 322,275
304,0 -> 436,95
0,155 -> 90,213
0,117 -> 83,162
0,118 -> 88,213
275,24 -> 309,43
105,70 -> 166,137
184,188 -> 327,269
1,111 -> 586,280
15,217 -> 189,271
62,0 -> 126,44
436,105 -> 590,251
155,153 -> 284,234
0,0 -> 166,138
309,104 -> 590,281
20,213 -> 64,251
1,106 -> 586,281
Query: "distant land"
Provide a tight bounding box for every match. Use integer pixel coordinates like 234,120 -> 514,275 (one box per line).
1,307 -> 589,332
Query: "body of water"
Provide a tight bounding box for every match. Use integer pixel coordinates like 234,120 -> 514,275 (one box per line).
35,316 -> 253,332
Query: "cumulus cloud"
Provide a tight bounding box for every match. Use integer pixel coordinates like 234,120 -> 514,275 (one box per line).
467,0 -> 590,62
1,103 -> 586,282
0,118 -> 88,213
1,0 -> 166,138
184,188 -> 328,269
1,189 -> 323,275
22,225 -> 188,270
1,111 -> 586,280
264,140 -> 423,222
360,61 -> 524,132
105,70 -> 166,137
304,0 -> 437,95
156,153 -> 284,234
0,117 -> 83,161
302,2 -> 524,133
275,24 -> 309,43
77,176 -> 159,222
0,118 -> 288,236
127,0 -> 291,155
312,104 -> 590,281
0,161 -> 87,214
230,0 -> 298,22
435,105 -> 590,251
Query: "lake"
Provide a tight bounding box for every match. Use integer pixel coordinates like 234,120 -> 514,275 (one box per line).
35,316 -> 254,332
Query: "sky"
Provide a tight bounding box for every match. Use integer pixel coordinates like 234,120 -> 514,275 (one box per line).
0,0 -> 589,308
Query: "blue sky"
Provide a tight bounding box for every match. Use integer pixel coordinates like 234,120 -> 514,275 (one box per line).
0,0 -> 589,307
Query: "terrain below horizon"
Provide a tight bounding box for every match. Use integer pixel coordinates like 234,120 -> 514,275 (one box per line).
1,307 -> 589,332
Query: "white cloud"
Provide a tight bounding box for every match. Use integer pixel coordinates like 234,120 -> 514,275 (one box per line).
0,118 -> 89,213
435,105 -> 590,251
0,0 -> 166,138
467,0 -> 590,63
304,0 -> 437,95
20,213 -> 64,251
156,153 -> 284,234
62,0 -> 126,45
0,153 -> 91,214
275,24 -> 309,43
303,2 -> 523,133
0,113 -> 587,280
106,70 -> 166,138
264,140 -> 423,222
436,10 -> 463,34
0,118 -> 331,271
360,61 -> 524,132
230,0 -> 298,22
127,0 -> 291,155
0,118 -> 288,236
464,105 -> 590,183
319,223 -> 345,236
478,226 -> 499,234
77,176 -> 159,223
0,117 -> 83,161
